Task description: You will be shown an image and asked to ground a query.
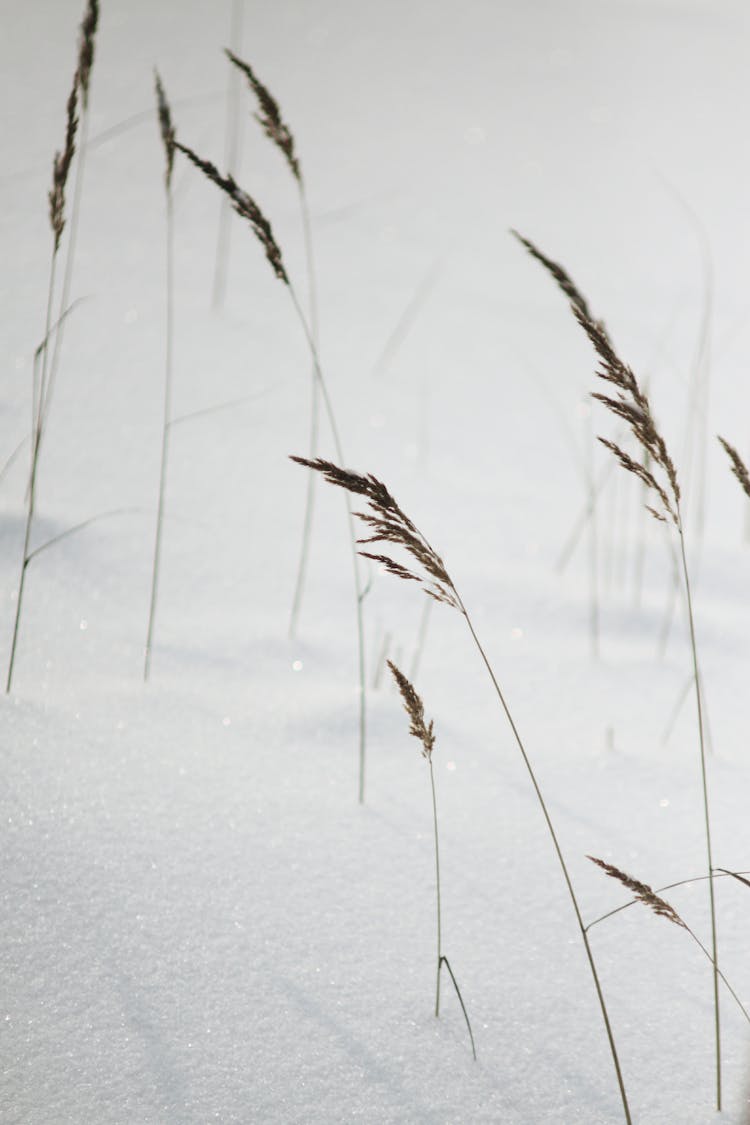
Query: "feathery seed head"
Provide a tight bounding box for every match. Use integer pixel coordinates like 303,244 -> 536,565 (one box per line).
588,856 -> 686,928
225,49 -> 301,182
154,71 -> 176,190
175,141 -> 288,283
718,436 -> 750,500
388,661 -> 435,760
49,75 -> 79,251
77,0 -> 99,109
290,456 -> 460,609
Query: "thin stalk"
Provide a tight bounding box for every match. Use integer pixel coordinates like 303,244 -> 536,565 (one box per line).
458,601 -> 631,1123
677,514 -> 721,1110
288,180 -> 321,639
212,0 -> 244,309
144,188 -> 174,680
287,285 -> 367,804
429,757 -> 442,1017
409,597 -> 432,682
7,252 -> 58,694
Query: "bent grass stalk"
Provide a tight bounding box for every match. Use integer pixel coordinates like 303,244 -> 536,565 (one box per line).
387,660 -> 476,1059
586,857 -> 750,1028
517,232 -> 723,1111
144,72 -> 177,681
290,455 -> 632,1123
224,48 -> 321,640
8,53 -> 80,694
174,141 -> 368,803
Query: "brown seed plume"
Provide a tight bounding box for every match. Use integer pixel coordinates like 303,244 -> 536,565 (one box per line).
588,856 -> 686,928
512,230 -> 608,339
154,71 -> 175,190
388,661 -> 435,760
49,76 -> 79,251
225,49 -> 301,183
718,436 -> 750,500
174,141 -> 288,283
289,456 -> 460,609
77,0 -> 99,109
516,233 -> 680,525
574,306 -> 680,525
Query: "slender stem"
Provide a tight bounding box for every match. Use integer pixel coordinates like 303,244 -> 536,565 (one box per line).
288,180 -> 320,639
287,285 -> 367,804
144,188 -> 174,681
677,514 -> 721,1110
409,597 -> 432,682
212,0 -> 244,310
7,252 -> 58,694
459,600 -> 631,1123
429,758 -> 442,1017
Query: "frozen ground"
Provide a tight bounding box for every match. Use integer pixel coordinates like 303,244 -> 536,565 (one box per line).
1,1 -> 749,1121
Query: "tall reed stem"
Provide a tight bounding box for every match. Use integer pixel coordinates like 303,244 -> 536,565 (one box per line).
429,756 -> 442,1017
144,189 -> 174,680
287,287 -> 367,804
458,600 -> 631,1123
7,253 -> 59,694
676,512 -> 720,1109
288,180 -> 320,639
212,0 -> 245,309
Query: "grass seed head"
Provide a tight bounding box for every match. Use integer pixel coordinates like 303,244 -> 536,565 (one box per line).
225,49 -> 301,182
49,75 -> 79,251
588,856 -> 686,928
388,661 -> 435,760
718,436 -> 750,500
154,71 -> 176,189
289,456 -> 460,609
77,0 -> 99,109
175,141 -> 288,283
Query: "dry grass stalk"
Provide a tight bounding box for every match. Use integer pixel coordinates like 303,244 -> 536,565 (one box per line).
289,457 -> 460,609
174,141 -> 288,283
143,72 -> 178,682
77,0 -> 99,109
154,70 -> 175,190
49,77 -> 79,252
224,48 -> 301,182
717,437 -> 750,500
588,857 -> 686,928
387,661 -> 475,1057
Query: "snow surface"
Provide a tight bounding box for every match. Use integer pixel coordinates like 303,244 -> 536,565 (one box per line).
2,1 -> 750,1121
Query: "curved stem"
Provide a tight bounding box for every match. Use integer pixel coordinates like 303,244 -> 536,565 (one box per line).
144,188 -> 174,681
459,600 -> 631,1123
429,758 -> 442,1017
287,284 -> 367,804
288,180 -> 320,639
212,0 -> 245,310
7,251 -> 58,694
677,514 -> 720,1109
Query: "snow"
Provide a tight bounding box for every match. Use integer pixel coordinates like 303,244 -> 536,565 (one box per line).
1,1 -> 749,1121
